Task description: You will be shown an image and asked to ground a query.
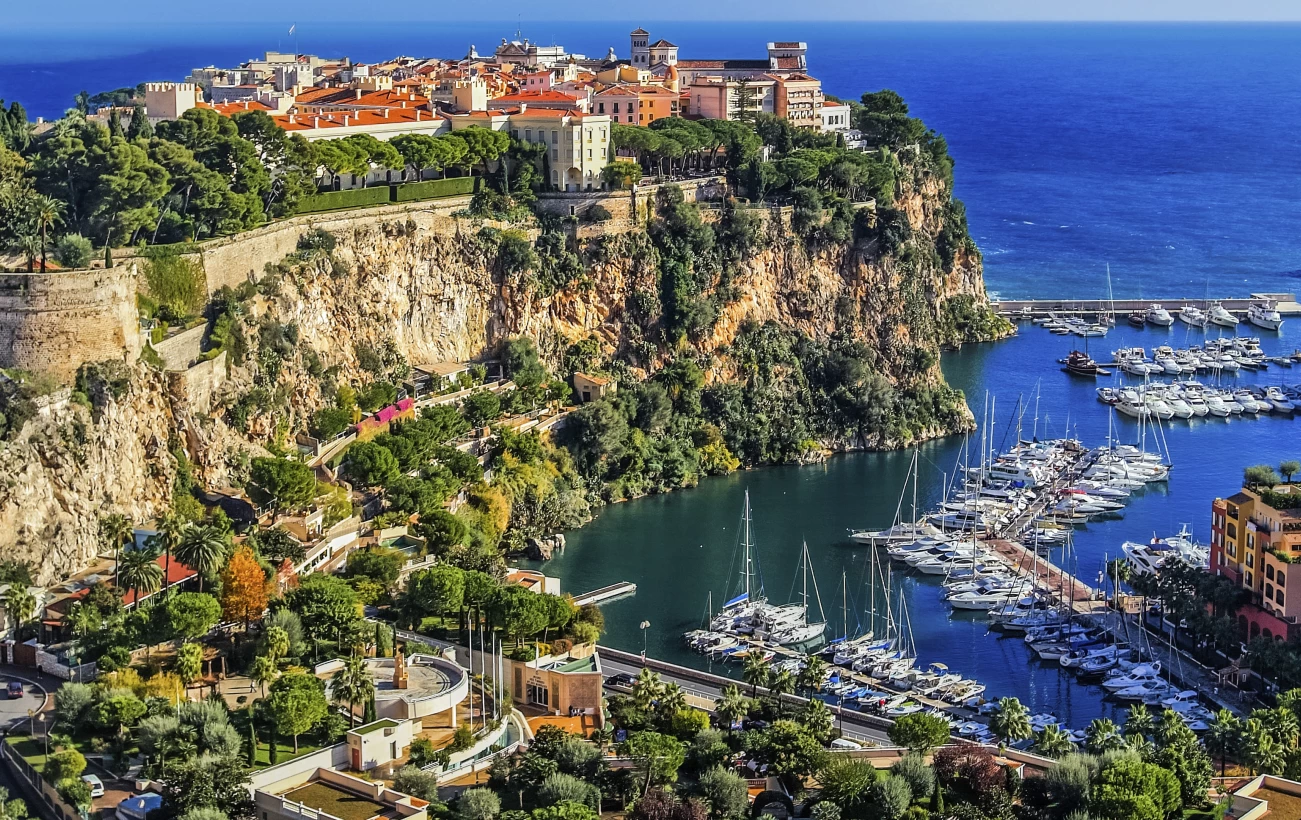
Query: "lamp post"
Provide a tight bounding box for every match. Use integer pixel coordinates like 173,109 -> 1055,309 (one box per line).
639,621 -> 651,662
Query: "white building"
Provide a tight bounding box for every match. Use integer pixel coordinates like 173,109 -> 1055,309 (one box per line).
143,82 -> 203,121
821,103 -> 852,132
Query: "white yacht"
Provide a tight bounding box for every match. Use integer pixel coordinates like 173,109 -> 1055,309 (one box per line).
1266,387 -> 1296,413
1146,304 -> 1174,326
1178,305 -> 1207,328
1122,526 -> 1208,575
1248,300 -> 1284,331
1208,302 -> 1239,328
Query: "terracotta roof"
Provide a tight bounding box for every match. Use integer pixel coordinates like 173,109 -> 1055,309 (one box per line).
274,108 -> 442,131
773,57 -> 803,69
122,555 -> 198,607
772,41 -> 802,48
210,100 -> 273,115
295,87 -> 431,108
630,28 -> 649,35
647,39 -> 677,48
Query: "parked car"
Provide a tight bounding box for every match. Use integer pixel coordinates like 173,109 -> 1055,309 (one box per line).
81,774 -> 104,798
6,681 -> 22,699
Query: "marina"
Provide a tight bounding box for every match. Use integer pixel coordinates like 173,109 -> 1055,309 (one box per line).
533,319 -> 1301,734
994,293 -> 1301,322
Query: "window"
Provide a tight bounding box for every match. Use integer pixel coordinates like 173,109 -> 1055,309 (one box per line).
1281,571 -> 1288,586
598,102 -> 605,113
1280,590 -> 1287,606
527,681 -> 549,707
1247,553 -> 1255,568
1229,543 -> 1236,558
525,128 -> 532,141
552,130 -> 558,143
552,149 -> 558,161
613,102 -> 620,113
1247,571 -> 1253,587
587,149 -> 592,159
1267,582 -> 1275,599
1228,523 -> 1237,538
1268,565 -> 1276,581
1249,533 -> 1256,548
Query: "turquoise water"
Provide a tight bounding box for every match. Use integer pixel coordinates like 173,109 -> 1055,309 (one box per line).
533,320 -> 1301,728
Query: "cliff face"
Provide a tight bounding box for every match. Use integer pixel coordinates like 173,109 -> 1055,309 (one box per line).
266,169 -> 990,403
0,162 -> 1004,581
0,374 -> 176,584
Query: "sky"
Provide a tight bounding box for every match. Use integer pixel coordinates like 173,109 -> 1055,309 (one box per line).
9,0 -> 1301,23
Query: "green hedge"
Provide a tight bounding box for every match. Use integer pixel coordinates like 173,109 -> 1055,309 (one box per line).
297,187 -> 391,214
392,177 -> 477,202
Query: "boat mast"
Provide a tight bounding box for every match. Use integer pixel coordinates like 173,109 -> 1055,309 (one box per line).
743,490 -> 753,602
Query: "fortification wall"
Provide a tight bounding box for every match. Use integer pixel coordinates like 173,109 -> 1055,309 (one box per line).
152,324 -> 206,371
0,267 -> 142,381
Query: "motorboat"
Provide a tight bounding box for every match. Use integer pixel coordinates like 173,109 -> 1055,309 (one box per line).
1208,302 -> 1239,328
1248,300 -> 1284,331
1266,387 -> 1296,413
1146,304 -> 1174,326
1128,311 -> 1146,327
1178,305 -> 1207,328
850,522 -> 942,546
1122,526 -> 1208,574
1205,394 -> 1231,417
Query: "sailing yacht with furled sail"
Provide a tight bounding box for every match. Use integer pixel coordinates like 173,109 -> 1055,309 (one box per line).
764,542 -> 828,645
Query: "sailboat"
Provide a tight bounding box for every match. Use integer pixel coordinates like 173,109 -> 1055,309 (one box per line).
702,490 -> 767,634
766,542 -> 828,645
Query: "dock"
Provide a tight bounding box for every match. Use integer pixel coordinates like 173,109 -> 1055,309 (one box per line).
572,582 -> 637,606
993,292 -> 1299,319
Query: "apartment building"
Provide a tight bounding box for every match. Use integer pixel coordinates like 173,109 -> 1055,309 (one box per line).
1211,484 -> 1301,642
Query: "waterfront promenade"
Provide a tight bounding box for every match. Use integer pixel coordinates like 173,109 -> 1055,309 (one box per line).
992,293 -> 1300,319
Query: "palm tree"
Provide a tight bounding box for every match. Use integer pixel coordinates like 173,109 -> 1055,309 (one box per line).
32,196 -> 63,273
1031,725 -> 1076,758
175,525 -> 226,592
658,683 -> 687,717
797,657 -> 827,693
1206,710 -> 1243,777
990,697 -> 1033,745
768,667 -> 795,718
1123,704 -> 1154,739
743,653 -> 770,697
18,234 -> 40,273
153,513 -> 189,597
100,514 -> 134,591
250,654 -> 279,697
631,667 -> 664,715
330,654 -> 375,726
715,684 -> 750,734
117,545 -> 164,606
3,585 -> 35,635
1244,718 -> 1285,775
1084,718 -> 1125,755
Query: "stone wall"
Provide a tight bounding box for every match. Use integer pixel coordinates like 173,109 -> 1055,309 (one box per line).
535,176 -> 727,222
0,266 -> 141,381
152,323 -> 206,370
167,350 -> 227,416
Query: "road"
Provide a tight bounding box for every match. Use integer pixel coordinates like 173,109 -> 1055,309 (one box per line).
597,653 -> 898,747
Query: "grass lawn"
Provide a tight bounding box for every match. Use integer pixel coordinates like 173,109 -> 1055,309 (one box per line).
6,735 -> 48,772
282,782 -> 385,820
251,739 -> 325,769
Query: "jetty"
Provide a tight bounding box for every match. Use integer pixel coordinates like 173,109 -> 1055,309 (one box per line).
572,582 -> 637,606
993,292 -> 1300,319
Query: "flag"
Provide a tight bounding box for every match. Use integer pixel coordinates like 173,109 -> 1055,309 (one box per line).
288,24 -> 296,35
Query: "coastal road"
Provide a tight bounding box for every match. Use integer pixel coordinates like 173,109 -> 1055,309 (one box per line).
597,649 -> 898,747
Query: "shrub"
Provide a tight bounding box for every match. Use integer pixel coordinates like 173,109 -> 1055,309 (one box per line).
392,177 -> 476,202
296,187 -> 390,214
460,788 -> 502,820
393,765 -> 442,802
140,246 -> 206,320
54,234 -> 93,269
585,204 -> 613,223
892,754 -> 935,800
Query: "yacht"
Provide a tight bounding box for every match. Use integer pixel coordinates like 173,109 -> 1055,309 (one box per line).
1063,350 -> 1105,377
1122,526 -> 1208,574
1266,387 -> 1296,413
1205,394 -> 1231,417
1128,311 -> 1147,327
1146,304 -> 1174,326
1248,300 -> 1284,331
1208,302 -> 1239,328
1178,305 -> 1207,328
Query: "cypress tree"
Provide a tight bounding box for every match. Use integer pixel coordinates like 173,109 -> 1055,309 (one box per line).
363,691 -> 377,724
108,110 -> 124,139
247,714 -> 257,766
104,246 -> 113,269
269,725 -> 279,764
374,622 -> 382,657
127,105 -> 153,141
931,783 -> 944,814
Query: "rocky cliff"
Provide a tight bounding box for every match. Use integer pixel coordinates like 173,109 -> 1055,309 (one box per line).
0,159 -> 1007,582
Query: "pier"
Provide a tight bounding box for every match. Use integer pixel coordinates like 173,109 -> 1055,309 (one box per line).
571,582 -> 638,606
992,292 -> 1299,319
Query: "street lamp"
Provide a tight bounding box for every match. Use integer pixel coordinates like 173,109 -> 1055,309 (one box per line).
639,621 -> 651,662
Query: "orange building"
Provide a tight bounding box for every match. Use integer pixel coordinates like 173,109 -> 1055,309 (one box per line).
1211,484 -> 1301,642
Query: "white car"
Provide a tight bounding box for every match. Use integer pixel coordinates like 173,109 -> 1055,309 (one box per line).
81,774 -> 104,798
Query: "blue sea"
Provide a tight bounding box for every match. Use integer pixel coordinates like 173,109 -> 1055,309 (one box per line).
4,21 -> 1301,299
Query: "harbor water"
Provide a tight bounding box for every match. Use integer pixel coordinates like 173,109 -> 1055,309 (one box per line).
531,321 -> 1301,728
